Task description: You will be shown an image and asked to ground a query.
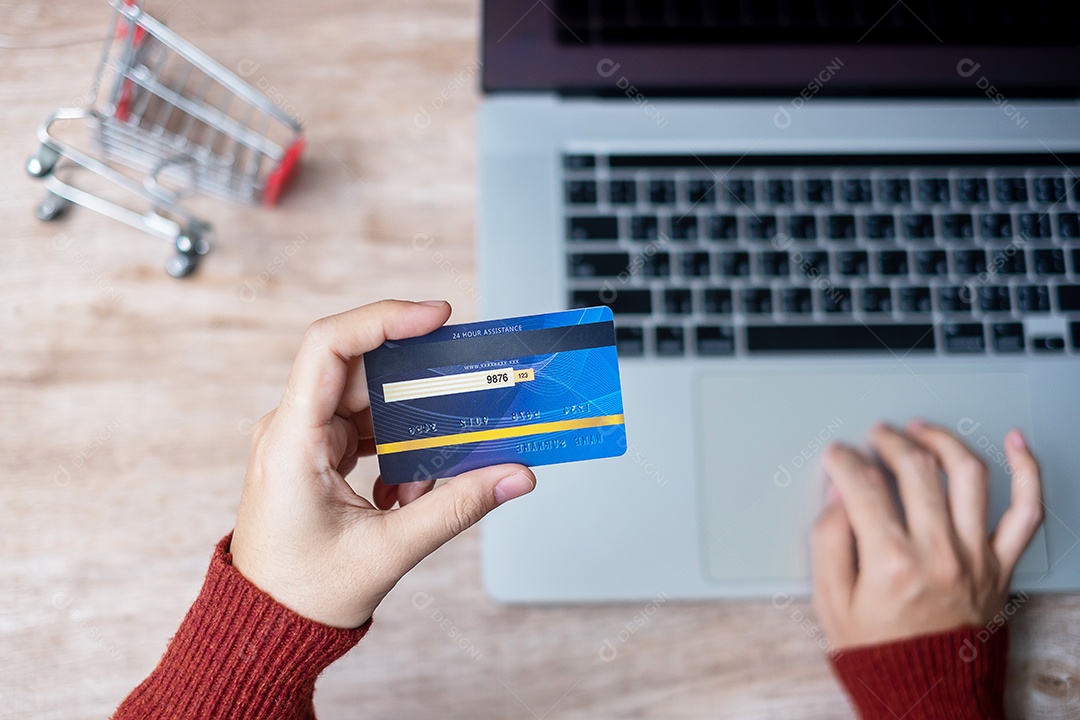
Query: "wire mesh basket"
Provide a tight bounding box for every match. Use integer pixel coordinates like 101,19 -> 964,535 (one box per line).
26,0 -> 305,277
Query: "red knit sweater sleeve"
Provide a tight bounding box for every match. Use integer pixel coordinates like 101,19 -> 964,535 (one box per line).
830,625 -> 1010,720
113,534 -> 370,720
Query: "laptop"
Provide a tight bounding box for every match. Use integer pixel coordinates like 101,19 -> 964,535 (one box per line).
477,0 -> 1080,602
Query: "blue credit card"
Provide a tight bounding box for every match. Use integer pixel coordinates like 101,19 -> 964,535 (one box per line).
364,306 -> 626,483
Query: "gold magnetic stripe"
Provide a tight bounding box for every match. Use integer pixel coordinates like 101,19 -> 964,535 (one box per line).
376,414 -> 625,455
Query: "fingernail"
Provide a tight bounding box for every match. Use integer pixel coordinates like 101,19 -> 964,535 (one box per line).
494,471 -> 535,505
1008,429 -> 1027,451
824,482 -> 841,506
417,300 -> 448,307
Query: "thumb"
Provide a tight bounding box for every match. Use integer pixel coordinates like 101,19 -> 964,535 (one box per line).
387,464 -> 536,567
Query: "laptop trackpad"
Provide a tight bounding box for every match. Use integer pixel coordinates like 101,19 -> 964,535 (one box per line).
695,370 -> 1049,583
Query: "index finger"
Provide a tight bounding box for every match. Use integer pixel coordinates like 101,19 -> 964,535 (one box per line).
821,442 -> 906,552
281,300 -> 452,428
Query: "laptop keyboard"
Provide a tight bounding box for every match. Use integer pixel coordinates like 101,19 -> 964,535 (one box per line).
563,152 -> 1080,357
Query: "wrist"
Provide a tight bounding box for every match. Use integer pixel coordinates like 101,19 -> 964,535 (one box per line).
115,534 -> 371,719
830,625 -> 1009,720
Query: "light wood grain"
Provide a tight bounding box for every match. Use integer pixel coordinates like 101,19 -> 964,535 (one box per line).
1,1 -> 1078,718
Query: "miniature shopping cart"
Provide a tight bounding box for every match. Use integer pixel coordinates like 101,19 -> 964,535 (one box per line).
26,0 -> 304,277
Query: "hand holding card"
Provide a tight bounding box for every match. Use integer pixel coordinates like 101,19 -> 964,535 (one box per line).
364,306 -> 628,483
230,300 -> 537,629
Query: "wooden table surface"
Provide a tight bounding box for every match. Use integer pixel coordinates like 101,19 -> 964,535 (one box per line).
1,1 -> 1078,718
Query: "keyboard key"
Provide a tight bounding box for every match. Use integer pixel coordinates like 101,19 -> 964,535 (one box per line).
978,286 -> 1011,312
748,215 -> 778,240
793,250 -> 829,278
862,286 -> 892,313
703,288 -> 733,314
781,288 -> 813,315
954,249 -> 987,277
759,251 -> 790,277
686,179 -> 716,204
957,177 -> 989,204
804,178 -> 834,204
995,177 -> 1028,204
918,178 -> 950,204
943,323 -> 985,353
1017,284 -> 1051,312
746,323 -> 935,353
1059,213 -> 1080,239
568,252 -> 629,278
878,250 -> 909,276
866,214 -> 895,240
681,251 -> 711,277
725,179 -> 755,204
664,288 -> 693,314
695,325 -> 736,356
827,214 -> 856,241
566,180 -> 597,204
718,251 -> 751,277
649,179 -> 677,204
822,286 -> 853,313
842,178 -> 873,203
571,288 -> 652,314
1034,177 -> 1066,204
1019,212 -> 1051,239
615,326 -> 645,356
671,215 -> 699,240
742,288 -> 773,314
942,213 -> 974,240
1058,285 -> 1080,311
642,252 -> 671,277
839,250 -> 869,276
766,179 -> 795,204
992,323 -> 1025,353
568,216 -> 618,240
880,178 -> 911,204
1072,322 -> 1080,349
915,249 -> 948,276
788,214 -> 817,240
564,154 -> 595,170
900,286 -> 932,314
1033,336 -> 1065,352
981,213 -> 1012,239
630,215 -> 659,240
654,326 -> 685,356
1034,248 -> 1066,275
989,247 -> 1026,275
608,179 -> 637,205
707,214 -> 738,240
904,213 -> 935,239
939,286 -> 973,314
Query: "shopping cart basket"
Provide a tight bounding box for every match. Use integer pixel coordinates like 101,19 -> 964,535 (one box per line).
26,0 -> 305,277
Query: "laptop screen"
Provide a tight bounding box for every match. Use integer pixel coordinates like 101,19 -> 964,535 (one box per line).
482,0 -> 1080,97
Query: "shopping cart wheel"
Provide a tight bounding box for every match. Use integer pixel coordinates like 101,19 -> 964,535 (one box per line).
176,226 -> 211,256
26,146 -> 61,178
36,192 -> 71,221
165,252 -> 199,278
